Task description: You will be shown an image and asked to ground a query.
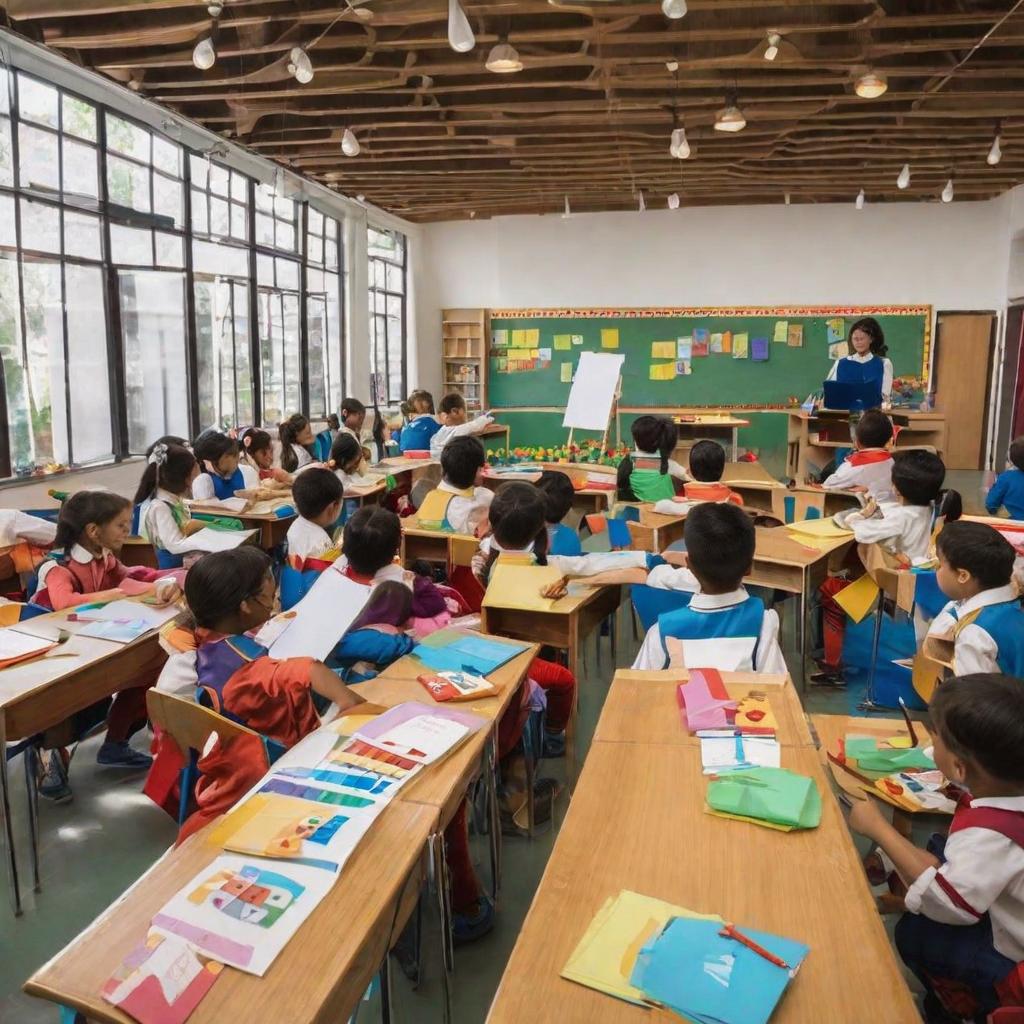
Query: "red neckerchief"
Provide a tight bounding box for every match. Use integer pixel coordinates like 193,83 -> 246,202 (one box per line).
847,449 -> 892,467
341,564 -> 376,585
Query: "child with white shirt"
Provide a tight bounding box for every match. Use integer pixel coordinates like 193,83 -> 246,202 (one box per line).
848,674 -> 1024,1023
429,393 -> 494,459
136,442 -> 205,569
822,407 -> 896,509
418,435 -> 493,535
287,468 -> 344,569
278,413 -> 317,474
192,431 -> 259,502
633,502 -> 786,674
926,521 -> 1024,677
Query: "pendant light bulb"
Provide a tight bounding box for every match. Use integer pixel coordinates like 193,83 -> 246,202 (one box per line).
486,41 -> 523,73
562,195 -> 571,219
714,100 -> 746,133
764,33 -> 781,61
667,192 -> 680,210
638,191 -> 646,213
661,0 -> 687,18
341,128 -> 360,157
670,127 -> 691,159
447,0 -> 476,53
855,189 -> 865,210
192,36 -> 216,71
288,47 -> 314,84
987,133 -> 1002,166
942,178 -> 954,203
897,163 -> 911,190
854,70 -> 888,99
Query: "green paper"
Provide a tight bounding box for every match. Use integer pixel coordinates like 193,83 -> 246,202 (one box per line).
706,767 -> 821,829
844,734 -> 935,773
844,735 -> 880,761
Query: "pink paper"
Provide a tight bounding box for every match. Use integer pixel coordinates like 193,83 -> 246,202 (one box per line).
355,701 -> 488,738
677,677 -> 737,733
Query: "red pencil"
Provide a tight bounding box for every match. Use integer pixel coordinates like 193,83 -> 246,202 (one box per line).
719,923 -> 792,971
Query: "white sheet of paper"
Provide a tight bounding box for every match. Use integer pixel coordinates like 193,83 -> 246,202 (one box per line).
74,600 -> 180,628
365,715 -> 469,764
562,351 -> 625,431
700,735 -> 781,775
191,496 -> 249,513
187,527 -> 259,553
0,628 -> 54,661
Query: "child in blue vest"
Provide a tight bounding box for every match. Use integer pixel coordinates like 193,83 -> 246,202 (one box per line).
192,431 -> 259,502
418,435 -> 493,535
137,442 -> 206,568
986,437 -> 1024,521
397,389 -> 440,453
537,470 -> 583,556
632,502 -> 786,674
926,521 -> 1024,676
616,415 -> 690,502
848,674 -> 1024,1023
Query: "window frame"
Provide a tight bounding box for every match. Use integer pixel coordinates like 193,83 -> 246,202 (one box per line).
367,225 -> 407,406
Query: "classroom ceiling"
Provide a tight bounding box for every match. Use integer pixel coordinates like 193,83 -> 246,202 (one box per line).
5,0 -> 1024,222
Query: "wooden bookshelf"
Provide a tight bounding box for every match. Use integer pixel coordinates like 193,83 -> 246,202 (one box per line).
441,307 -> 489,411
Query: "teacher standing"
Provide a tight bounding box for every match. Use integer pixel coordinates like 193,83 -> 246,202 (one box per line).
826,316 -> 893,405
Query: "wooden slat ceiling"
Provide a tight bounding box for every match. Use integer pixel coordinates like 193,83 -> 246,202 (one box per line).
5,0 -> 1024,221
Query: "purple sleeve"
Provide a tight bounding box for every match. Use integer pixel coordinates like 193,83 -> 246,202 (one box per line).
411,574 -> 448,618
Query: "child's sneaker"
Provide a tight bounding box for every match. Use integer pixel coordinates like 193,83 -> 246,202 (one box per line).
452,896 -> 494,945
38,748 -> 73,804
542,731 -> 566,758
96,741 -> 153,769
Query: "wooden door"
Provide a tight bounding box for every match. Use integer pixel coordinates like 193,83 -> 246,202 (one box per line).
933,313 -> 995,470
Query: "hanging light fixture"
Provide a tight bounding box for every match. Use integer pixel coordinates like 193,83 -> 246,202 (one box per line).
638,191 -> 646,213
784,192 -> 791,205
207,1 -> 223,14
764,33 -> 782,61
941,178 -> 955,203
341,128 -> 360,157
987,129 -> 1003,166
670,126 -> 691,159
855,189 -> 865,210
661,0 -> 687,18
667,192 -> 680,210
897,163 -> 911,189
854,70 -> 888,98
562,195 -> 571,219
447,0 -> 476,53
486,40 -> 523,73
192,36 -> 216,70
273,166 -> 286,197
287,46 -> 314,84
714,95 -> 746,132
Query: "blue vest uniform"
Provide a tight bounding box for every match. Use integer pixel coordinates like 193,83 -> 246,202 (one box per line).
210,466 -> 247,500
956,600 -> 1024,676
657,595 -> 765,668
398,417 -> 441,453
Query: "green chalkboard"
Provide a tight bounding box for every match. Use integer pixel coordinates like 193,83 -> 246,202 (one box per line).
487,307 -> 930,410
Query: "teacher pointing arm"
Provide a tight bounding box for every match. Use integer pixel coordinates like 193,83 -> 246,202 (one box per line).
826,316 -> 893,405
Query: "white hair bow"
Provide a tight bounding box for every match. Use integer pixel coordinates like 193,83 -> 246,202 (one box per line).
148,443 -> 168,466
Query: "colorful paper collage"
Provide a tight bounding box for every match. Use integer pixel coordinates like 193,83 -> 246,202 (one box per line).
676,360 -> 692,376
733,332 -> 749,359
601,329 -> 619,349
692,328 -> 709,356
572,334 -> 584,345
773,320 -> 789,343
826,317 -> 846,345
751,337 -> 769,361
492,330 -> 509,348
677,337 -> 692,360
710,332 -> 724,354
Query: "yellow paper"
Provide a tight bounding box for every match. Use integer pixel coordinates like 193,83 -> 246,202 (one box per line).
507,348 -> 531,362
482,563 -> 565,612
511,329 -> 526,346
210,793 -> 341,860
554,335 -> 572,350
888,736 -> 914,749
733,332 -> 749,358
705,808 -> 796,832
785,516 -> 853,539
560,362 -> 573,383
834,573 -> 881,624
651,341 -> 676,359
330,713 -> 380,735
773,320 -> 789,343
601,329 -> 619,349
525,328 -> 540,346
649,362 -> 676,381
561,890 -> 721,1005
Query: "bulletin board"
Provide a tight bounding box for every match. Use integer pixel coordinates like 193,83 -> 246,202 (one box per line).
487,306 -> 931,410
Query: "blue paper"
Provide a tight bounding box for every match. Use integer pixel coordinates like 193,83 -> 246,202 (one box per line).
414,633 -> 529,675
630,916 -> 808,1024
607,518 -> 632,549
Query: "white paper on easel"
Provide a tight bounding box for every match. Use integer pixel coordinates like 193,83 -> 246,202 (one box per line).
562,352 -> 625,432
268,565 -> 372,661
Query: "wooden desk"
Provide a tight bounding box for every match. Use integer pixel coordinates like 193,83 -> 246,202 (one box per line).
672,414 -> 749,462
592,669 -> 812,748
189,507 -> 295,550
377,454 -> 439,481
720,460 -> 784,512
24,801 -> 436,1024
487,740 -> 919,1023
481,463 -> 618,515
399,521 -> 478,570
344,478 -> 387,507
481,422 -> 511,452
626,505 -> 687,553
119,536 -> 158,569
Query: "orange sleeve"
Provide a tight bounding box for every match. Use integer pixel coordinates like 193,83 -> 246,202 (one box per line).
222,656 -> 320,748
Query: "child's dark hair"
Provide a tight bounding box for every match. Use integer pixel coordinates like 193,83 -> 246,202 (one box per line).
185,547 -> 272,629
930,674 -> 1024,785
1009,436 -> 1024,473
133,443 -> 197,505
439,392 -> 466,417
488,483 -> 548,563
403,389 -> 435,416
343,507 -> 401,576
936,521 -> 1015,590
536,470 -> 575,524
683,503 -> 754,592
891,450 -> 961,519
279,413 -> 312,473
193,431 -> 238,470
330,433 -> 362,472
848,316 -> 888,358
441,436 -> 486,490
54,491 -> 132,552
341,397 -> 365,420
688,440 -> 726,483
147,435 -> 189,455
293,467 -> 344,521
350,580 -> 412,632
239,427 -> 272,458
854,408 -> 894,449
631,415 -> 679,475
327,413 -> 341,431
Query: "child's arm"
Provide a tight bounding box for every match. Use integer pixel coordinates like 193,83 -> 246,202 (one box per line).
309,661 -> 364,713
847,799 -> 940,884
146,503 -> 201,554
821,459 -> 858,491
666,458 -> 691,483
45,566 -> 126,609
191,474 -> 215,502
548,551 -> 651,578
847,505 -> 901,545
985,473 -> 1008,515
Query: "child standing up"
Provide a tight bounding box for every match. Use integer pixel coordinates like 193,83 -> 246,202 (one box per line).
418,436 -> 493,535
429,393 -> 494,459
617,415 -> 690,502
536,470 -> 583,556
279,413 -> 317,473
192,432 -> 259,502
986,437 -> 1024,521
848,674 -> 1024,1023
822,407 -> 896,508
927,521 -> 1024,676
239,428 -> 291,485
136,443 -> 205,569
397,390 -> 440,453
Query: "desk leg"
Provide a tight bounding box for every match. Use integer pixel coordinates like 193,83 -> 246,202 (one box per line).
0,715 -> 22,915
428,832 -> 453,1024
566,637 -> 580,789
378,950 -> 393,1024
485,735 -> 502,897
796,572 -> 808,694
858,597 -> 887,713
732,426 -> 739,462
23,744 -> 41,892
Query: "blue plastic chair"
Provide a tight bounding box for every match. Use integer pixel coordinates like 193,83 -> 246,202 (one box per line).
280,565 -> 321,610
630,584 -> 694,633
313,429 -> 334,463
911,569 -> 947,619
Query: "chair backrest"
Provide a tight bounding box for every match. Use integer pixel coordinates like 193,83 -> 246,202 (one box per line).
771,488 -> 826,525
630,584 -> 694,633
146,689 -> 258,759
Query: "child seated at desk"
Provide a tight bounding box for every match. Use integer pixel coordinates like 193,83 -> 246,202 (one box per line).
986,436 -> 1024,521
327,433 -> 380,502
418,435 -> 493,535
652,439 -> 743,512
192,431 -> 259,502
286,468 -> 344,572
239,427 -> 291,486
926,521 -> 1024,677
396,389 -> 440,453
537,470 -> 583,556
632,503 -> 787,674
617,415 -> 690,502
279,413 -> 318,473
429,392 -> 495,459
137,443 -> 206,569
822,407 -> 896,513
847,674 -> 1024,1024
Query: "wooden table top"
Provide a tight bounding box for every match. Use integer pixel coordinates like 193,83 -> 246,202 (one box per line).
592,669 -> 813,748
722,461 -> 781,486
377,455 -> 439,472
487,741 -> 919,1024
754,526 -> 854,568
673,416 -> 749,428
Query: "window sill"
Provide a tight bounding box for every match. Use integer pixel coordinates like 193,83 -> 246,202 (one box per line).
0,456 -> 144,492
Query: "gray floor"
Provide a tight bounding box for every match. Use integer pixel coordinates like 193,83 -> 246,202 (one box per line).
2,468 -> 988,1023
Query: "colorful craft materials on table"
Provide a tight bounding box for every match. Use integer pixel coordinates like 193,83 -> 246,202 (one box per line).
706,767 -> 822,832
699,733 -> 781,775
678,670 -> 778,737
417,669 -> 498,702
412,627 -> 530,675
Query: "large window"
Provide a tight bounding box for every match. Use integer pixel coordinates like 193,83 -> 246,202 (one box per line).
305,208 -> 343,418
368,226 -> 406,405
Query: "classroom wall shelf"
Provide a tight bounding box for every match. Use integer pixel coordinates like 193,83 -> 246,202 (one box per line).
442,307 -> 490,410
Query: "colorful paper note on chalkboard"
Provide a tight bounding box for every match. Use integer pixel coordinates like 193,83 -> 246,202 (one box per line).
572,334 -> 583,346
601,329 -> 620,349
560,362 -> 573,383
787,324 -> 804,348
650,362 -> 676,381
710,333 -> 723,354
492,330 -> 508,348
676,360 -> 692,376
752,337 -> 769,361
733,333 -> 749,359
692,334 -> 709,357
829,341 -> 848,360
827,318 -> 846,345
539,347 -> 552,363
773,321 -> 789,343
677,337 -> 692,360
651,340 -> 676,359
554,334 -> 572,350
722,331 -> 733,353
525,328 -> 540,346
511,329 -> 526,346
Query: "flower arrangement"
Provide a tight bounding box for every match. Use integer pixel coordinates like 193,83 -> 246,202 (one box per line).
488,440 -> 630,467
891,375 -> 929,406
